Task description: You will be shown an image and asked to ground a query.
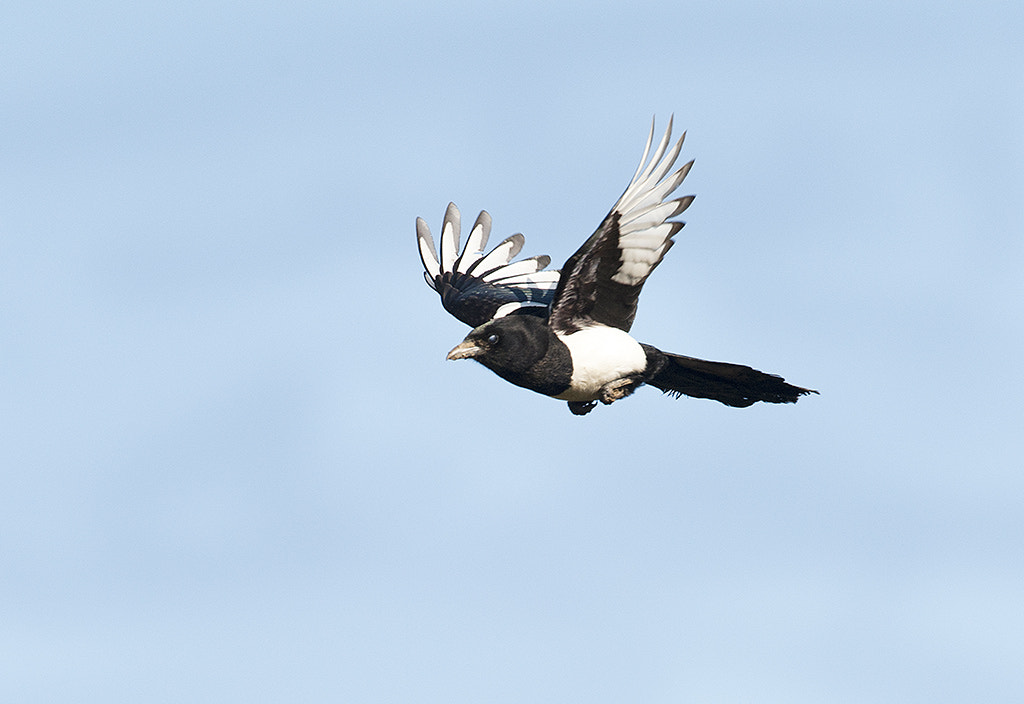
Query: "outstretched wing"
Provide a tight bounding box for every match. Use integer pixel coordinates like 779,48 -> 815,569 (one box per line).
418,202 -> 561,328
548,117 -> 694,334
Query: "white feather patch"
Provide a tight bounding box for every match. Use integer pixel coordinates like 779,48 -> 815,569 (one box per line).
613,262 -> 652,285
459,212 -> 491,271
418,235 -> 441,281
493,301 -> 549,318
440,219 -> 458,272
481,257 -> 546,282
603,119 -> 693,288
554,326 -> 646,402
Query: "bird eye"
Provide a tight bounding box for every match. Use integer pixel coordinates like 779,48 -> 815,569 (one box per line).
487,333 -> 499,344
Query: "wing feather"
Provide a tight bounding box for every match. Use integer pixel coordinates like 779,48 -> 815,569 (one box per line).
454,210 -> 491,274
481,255 -> 552,282
416,217 -> 441,285
548,117 -> 694,333
439,202 -> 461,274
465,234 -> 524,277
417,203 -> 560,328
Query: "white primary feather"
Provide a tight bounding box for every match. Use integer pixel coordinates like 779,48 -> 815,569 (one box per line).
439,202 -> 461,274
493,301 -> 549,319
608,117 -> 694,286
489,271 -> 560,288
457,210 -> 491,273
416,217 -> 441,286
417,202 -> 560,304
480,256 -> 549,282
470,234 -> 524,276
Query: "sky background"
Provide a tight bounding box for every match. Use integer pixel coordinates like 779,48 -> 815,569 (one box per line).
2,1 -> 1022,702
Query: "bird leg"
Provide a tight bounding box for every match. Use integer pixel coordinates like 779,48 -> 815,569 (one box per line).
599,375 -> 644,405
567,375 -> 644,415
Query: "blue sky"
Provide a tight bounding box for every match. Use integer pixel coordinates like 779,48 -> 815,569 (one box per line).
2,1 -> 1022,701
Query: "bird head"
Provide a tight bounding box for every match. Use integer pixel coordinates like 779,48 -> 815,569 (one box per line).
446,315 -> 550,374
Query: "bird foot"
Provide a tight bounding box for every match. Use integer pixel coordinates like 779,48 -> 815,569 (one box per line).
599,376 -> 642,405
567,401 -> 596,416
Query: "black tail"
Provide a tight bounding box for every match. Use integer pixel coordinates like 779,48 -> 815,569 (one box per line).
642,345 -> 817,408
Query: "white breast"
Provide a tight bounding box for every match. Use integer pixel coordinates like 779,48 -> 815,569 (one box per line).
554,326 -> 647,402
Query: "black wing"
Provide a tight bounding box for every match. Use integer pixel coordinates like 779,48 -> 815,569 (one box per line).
418,202 -> 561,328
548,118 -> 694,334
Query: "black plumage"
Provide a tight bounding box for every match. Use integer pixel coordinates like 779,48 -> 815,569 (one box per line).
446,315 -> 574,398
418,118 -> 816,415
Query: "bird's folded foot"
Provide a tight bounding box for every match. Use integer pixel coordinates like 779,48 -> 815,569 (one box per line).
568,401 -> 597,415
599,376 -> 643,405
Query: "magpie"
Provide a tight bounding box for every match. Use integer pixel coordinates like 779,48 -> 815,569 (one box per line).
417,118 -> 816,415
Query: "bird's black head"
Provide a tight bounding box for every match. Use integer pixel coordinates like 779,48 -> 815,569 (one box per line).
446,314 -> 551,375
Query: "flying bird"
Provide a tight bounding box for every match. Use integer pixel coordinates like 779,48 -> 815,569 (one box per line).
417,118 -> 815,415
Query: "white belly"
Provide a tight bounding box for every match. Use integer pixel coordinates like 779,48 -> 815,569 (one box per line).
553,326 -> 647,402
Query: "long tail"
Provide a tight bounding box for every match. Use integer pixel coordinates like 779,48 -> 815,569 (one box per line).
643,345 -> 817,408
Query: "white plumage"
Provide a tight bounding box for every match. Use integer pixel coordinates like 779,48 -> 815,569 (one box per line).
553,326 -> 647,402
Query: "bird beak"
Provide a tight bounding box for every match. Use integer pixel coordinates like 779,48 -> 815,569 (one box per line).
446,340 -> 483,361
